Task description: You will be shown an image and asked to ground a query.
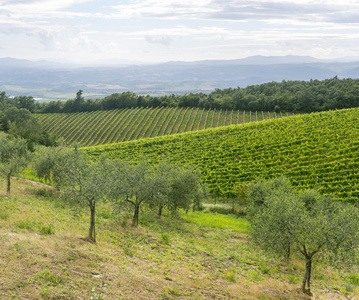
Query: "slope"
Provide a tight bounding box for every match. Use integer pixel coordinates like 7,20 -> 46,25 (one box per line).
83,108 -> 359,202
0,178 -> 354,299
36,108 -> 290,146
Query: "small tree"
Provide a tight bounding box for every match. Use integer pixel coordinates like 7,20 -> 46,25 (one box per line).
52,148 -> 111,242
110,159 -> 206,224
247,177 -> 359,295
33,145 -> 68,184
150,160 -> 174,217
0,133 -> 30,194
168,165 -> 203,214
152,161 -> 206,216
110,160 -> 157,227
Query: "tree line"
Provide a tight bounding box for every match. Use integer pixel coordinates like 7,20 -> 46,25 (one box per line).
0,135 -> 206,243
30,77 -> 359,114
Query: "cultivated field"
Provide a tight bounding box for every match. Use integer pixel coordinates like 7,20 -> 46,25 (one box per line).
83,108 -> 359,202
36,108 -> 291,146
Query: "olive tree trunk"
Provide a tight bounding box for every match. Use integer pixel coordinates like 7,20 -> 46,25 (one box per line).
132,204 -> 140,227
6,172 -> 11,194
88,200 -> 96,243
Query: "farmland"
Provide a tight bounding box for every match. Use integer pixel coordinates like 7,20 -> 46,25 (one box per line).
36,107 -> 291,146
83,107 -> 359,202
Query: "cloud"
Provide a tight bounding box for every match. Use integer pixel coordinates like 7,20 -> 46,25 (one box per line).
111,0 -> 359,24
132,25 -> 228,38
145,35 -> 173,45
0,0 -> 99,18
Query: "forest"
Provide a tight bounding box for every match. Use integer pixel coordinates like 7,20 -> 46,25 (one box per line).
2,77 -> 358,115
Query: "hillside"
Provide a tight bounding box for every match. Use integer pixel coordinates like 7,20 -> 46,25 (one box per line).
36,108 -> 289,146
83,108 -> 359,202
0,179 -> 355,299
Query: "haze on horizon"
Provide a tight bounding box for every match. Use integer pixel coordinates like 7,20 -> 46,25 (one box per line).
0,0 -> 359,64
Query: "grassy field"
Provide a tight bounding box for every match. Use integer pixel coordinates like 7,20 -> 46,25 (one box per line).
83,108 -> 359,202
36,108 -> 291,146
0,178 -> 357,299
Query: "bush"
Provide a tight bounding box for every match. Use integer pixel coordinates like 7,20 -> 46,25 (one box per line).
39,224 -> 55,235
36,269 -> 63,286
15,219 -> 37,231
346,273 -> 359,286
14,219 -> 55,235
0,211 -> 9,220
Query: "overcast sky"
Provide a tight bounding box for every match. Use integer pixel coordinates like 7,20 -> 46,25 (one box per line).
0,0 -> 358,64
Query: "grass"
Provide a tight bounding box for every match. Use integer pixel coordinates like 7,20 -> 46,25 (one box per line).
181,211 -> 250,233
0,178 -> 357,299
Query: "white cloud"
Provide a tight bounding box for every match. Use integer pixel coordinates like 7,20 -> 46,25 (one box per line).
111,0 -> 359,24
145,34 -> 173,45
0,0 -> 99,18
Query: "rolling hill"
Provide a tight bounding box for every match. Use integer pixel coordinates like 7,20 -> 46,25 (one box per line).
36,108 -> 289,146
82,108 -> 359,202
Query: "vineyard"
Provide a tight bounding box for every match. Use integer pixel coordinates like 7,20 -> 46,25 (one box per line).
36,107 -> 290,146
83,108 -> 359,202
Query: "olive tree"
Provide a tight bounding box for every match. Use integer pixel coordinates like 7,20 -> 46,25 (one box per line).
110,160 -> 158,226
110,159 -> 206,225
33,144 -> 68,184
0,133 -> 30,194
37,146 -> 111,242
62,152 -> 112,242
167,165 -> 204,214
247,177 -> 359,295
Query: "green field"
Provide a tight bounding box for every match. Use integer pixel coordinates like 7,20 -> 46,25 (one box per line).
83,108 -> 359,202
36,107 -> 291,146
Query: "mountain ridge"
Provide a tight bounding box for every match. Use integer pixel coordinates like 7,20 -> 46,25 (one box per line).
1,55 -> 359,100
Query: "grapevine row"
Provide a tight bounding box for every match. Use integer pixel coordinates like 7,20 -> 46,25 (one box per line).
83,108 -> 359,202
37,108 -> 292,146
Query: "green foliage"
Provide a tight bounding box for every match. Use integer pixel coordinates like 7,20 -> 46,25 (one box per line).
34,269 -> 63,286
39,224 -> 55,235
181,211 -> 249,233
346,273 -> 359,286
14,219 -> 55,235
0,132 -> 31,194
33,145 -> 70,184
110,159 -> 205,226
1,106 -> 56,150
247,177 -> 359,293
0,211 -> 9,220
160,233 -> 170,245
15,219 -> 37,231
83,108 -> 359,201
37,78 -> 359,114
36,107 -> 284,146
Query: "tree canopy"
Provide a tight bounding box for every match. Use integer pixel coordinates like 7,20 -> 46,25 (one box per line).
34,78 -> 359,114
247,176 -> 359,294
0,132 -> 31,194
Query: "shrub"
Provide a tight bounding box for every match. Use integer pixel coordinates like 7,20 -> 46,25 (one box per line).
39,224 -> 55,235
36,269 -> 63,286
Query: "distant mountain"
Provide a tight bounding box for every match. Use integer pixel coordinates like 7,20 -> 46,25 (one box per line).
1,56 -> 359,100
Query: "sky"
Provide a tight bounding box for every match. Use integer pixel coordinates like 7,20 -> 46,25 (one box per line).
0,0 -> 359,64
